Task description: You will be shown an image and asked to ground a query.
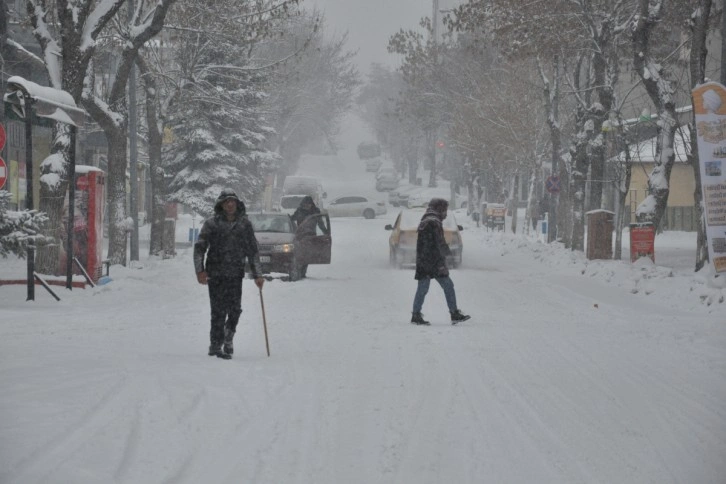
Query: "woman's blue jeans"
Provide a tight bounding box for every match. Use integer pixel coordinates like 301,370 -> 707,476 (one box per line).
412,276 -> 457,313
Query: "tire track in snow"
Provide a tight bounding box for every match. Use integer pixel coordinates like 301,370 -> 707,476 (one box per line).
8,371 -> 131,483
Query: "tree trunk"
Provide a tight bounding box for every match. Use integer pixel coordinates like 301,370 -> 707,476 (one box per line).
407,138 -> 418,184
570,132 -> 588,251
526,170 -> 538,235
138,57 -> 166,257
106,130 -> 129,266
35,124 -> 71,274
558,158 -> 573,248
510,172 -> 520,234
426,130 -> 437,187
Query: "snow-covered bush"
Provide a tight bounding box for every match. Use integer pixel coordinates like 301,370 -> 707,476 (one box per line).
0,192 -> 52,258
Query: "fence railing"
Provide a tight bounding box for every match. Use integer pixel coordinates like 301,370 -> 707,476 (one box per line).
622,206 -> 698,232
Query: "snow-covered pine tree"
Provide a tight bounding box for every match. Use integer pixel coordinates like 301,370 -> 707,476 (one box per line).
164,35 -> 280,217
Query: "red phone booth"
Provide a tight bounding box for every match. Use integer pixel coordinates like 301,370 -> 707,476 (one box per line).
60,166 -> 106,282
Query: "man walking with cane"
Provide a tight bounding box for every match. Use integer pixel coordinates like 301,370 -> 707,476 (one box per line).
194,189 -> 264,359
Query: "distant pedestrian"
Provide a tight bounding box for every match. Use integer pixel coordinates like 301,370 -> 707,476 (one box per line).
290,195 -> 324,278
290,195 -> 321,229
410,198 -> 470,325
194,189 -> 264,359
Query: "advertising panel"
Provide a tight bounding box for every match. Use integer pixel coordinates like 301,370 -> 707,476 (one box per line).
693,82 -> 726,273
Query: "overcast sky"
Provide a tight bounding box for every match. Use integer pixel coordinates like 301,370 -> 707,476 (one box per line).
308,0 -> 433,77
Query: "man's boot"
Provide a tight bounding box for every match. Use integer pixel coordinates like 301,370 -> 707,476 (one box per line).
223,329 -> 234,355
411,312 -> 430,325
450,309 -> 471,324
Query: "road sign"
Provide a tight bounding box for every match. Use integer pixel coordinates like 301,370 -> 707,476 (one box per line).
0,124 -> 5,150
0,157 -> 7,189
545,175 -> 561,194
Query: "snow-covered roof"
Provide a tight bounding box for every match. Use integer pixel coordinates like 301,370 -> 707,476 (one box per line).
614,129 -> 690,164
3,76 -> 86,127
75,165 -> 104,174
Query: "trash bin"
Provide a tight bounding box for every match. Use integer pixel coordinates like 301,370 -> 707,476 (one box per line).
586,210 -> 614,260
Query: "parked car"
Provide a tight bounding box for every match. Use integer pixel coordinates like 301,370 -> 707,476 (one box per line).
325,195 -> 387,219
357,141 -> 381,159
388,189 -> 410,207
376,166 -> 397,180
247,212 -> 332,281
278,194 -> 310,215
375,167 -> 399,191
365,157 -> 383,172
385,208 -> 464,269
279,176 -> 326,213
406,188 -> 467,209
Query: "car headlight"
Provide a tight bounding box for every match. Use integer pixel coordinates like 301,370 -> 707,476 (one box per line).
272,243 -> 294,253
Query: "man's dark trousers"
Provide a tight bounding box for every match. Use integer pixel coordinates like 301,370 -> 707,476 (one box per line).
207,275 -> 243,347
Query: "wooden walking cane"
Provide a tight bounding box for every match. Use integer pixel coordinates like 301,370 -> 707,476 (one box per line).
259,287 -> 270,357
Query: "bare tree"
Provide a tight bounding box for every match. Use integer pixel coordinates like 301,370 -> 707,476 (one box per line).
630,0 -> 680,231
23,0 -> 125,273
261,10 -> 360,173
388,18 -> 450,188
81,0 -> 176,265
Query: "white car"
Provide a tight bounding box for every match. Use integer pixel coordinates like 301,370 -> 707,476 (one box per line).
376,166 -> 397,180
325,196 -> 387,219
406,187 -> 467,209
375,167 -> 399,191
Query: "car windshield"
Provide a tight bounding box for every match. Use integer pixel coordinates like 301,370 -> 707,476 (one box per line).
400,210 -> 457,230
280,196 -> 306,209
248,214 -> 293,233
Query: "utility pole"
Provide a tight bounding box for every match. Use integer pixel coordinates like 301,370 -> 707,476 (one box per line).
128,0 -> 139,261
722,0 -> 726,84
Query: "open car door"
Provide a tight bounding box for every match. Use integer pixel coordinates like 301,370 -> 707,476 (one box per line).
295,213 -> 332,264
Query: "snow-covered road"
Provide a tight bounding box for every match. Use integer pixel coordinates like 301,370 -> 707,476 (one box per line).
2,129 -> 726,483
2,206 -> 725,483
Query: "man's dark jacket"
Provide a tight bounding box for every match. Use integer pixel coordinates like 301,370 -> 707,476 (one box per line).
194,198 -> 260,278
414,203 -> 451,280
